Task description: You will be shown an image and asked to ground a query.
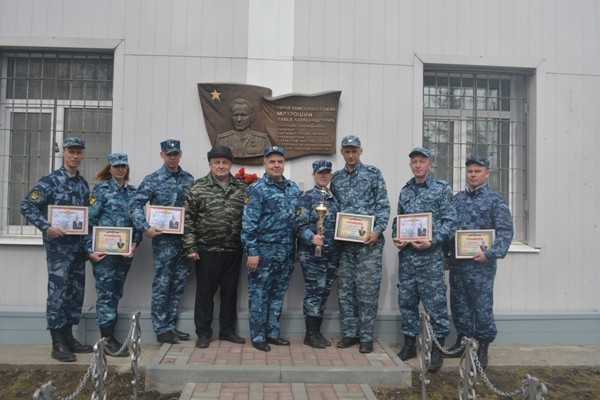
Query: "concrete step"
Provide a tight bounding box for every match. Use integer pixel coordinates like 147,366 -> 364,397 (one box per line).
146,337 -> 411,393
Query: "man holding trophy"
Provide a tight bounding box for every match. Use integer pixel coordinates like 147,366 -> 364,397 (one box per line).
296,160 -> 340,348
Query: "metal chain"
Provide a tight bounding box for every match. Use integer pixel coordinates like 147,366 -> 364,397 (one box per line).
103,319 -> 136,357
474,351 -> 526,398
48,354 -> 98,400
425,321 -> 465,356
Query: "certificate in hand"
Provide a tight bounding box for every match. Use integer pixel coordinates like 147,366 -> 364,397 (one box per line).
396,213 -> 432,241
455,229 -> 496,259
92,227 -> 133,255
334,213 -> 374,243
146,206 -> 185,234
47,205 -> 88,235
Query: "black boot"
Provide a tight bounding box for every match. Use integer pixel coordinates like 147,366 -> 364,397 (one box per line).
50,329 -> 76,362
477,340 -> 490,369
64,325 -> 93,354
397,335 -> 416,361
429,337 -> 445,373
304,319 -> 326,348
100,325 -> 129,357
443,335 -> 465,358
315,318 -> 331,346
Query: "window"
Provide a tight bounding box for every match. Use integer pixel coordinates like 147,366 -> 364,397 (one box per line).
423,70 -> 527,241
0,51 -> 113,237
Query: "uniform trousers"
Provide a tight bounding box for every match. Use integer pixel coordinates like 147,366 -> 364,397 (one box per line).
337,240 -> 383,342
46,250 -> 86,330
449,263 -> 497,341
397,248 -> 450,338
151,237 -> 189,336
92,256 -> 132,327
248,243 -> 295,343
194,250 -> 243,339
298,248 -> 338,320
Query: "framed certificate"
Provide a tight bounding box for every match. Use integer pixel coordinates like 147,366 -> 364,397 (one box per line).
396,213 -> 432,241
92,227 -> 133,255
146,206 -> 185,234
48,205 -> 88,235
334,212 -> 374,243
455,230 -> 496,259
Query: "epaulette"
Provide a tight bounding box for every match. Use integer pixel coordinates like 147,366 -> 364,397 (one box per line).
217,131 -> 235,138
366,165 -> 380,174
250,130 -> 269,138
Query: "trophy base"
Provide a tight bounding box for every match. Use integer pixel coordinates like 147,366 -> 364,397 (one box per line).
314,247 -> 323,257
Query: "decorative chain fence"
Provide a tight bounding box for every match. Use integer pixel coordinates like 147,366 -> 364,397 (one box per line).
32,311 -> 142,400
415,311 -> 549,400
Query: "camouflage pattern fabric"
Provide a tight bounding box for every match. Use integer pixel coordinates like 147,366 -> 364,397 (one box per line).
182,173 -> 246,254
330,162 -> 390,342
242,173 -> 301,342
392,175 -> 457,338
296,187 -> 340,320
20,166 -> 90,329
446,184 -> 514,341
129,164 -> 194,335
85,178 -> 142,327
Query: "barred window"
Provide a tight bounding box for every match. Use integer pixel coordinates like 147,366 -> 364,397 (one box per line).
423,71 -> 527,241
0,51 -> 113,237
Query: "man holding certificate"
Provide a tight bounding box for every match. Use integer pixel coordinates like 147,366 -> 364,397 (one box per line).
330,135 -> 390,354
129,139 -> 194,345
20,137 -> 92,362
392,147 -> 457,373
443,156 -> 514,369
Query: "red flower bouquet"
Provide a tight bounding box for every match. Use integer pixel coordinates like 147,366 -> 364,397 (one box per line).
235,168 -> 259,185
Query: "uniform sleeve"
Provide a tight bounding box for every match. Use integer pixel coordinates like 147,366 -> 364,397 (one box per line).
484,197 -> 514,261
128,177 -> 153,233
85,188 -> 105,255
295,193 -> 316,245
182,185 -> 200,255
432,184 -> 457,246
241,185 -> 263,257
20,180 -> 52,232
372,171 -> 391,234
391,191 -> 403,239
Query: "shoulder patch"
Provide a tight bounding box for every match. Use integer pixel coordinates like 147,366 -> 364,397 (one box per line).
30,191 -> 41,202
244,196 -> 250,205
382,182 -> 387,191
296,206 -> 302,216
90,195 -> 97,206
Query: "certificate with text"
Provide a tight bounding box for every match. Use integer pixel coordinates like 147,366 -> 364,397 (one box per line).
455,229 -> 496,259
334,213 -> 374,243
92,227 -> 133,255
396,213 -> 432,242
146,206 -> 185,234
48,205 -> 88,235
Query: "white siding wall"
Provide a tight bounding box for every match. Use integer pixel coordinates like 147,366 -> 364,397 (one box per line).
0,0 -> 598,314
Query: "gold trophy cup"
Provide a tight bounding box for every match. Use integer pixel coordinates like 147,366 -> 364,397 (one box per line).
314,190 -> 328,257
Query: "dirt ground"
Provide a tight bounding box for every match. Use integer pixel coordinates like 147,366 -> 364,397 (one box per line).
1,367 -> 599,399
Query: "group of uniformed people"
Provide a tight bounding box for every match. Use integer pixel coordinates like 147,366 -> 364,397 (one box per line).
20,134 -> 513,371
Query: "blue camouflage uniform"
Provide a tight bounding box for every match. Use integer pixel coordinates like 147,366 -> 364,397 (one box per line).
241,170 -> 301,343
392,174 -> 457,338
20,144 -> 90,331
446,183 -> 513,342
129,156 -> 194,336
330,161 -> 390,343
85,162 -> 143,328
296,185 -> 340,321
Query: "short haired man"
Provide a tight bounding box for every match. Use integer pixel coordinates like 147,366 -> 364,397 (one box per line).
443,156 -> 514,369
215,98 -> 272,159
183,146 -> 247,348
330,135 -> 391,354
241,146 -> 301,351
20,137 -> 93,362
392,147 -> 457,373
129,139 -> 194,344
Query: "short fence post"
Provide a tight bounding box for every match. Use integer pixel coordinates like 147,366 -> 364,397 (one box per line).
91,338 -> 108,400
131,311 -> 142,400
417,312 -> 432,400
458,337 -> 479,400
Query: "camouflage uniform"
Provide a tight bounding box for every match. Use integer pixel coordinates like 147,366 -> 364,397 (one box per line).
241,173 -> 301,343
296,186 -> 340,320
85,178 -> 143,327
182,172 -> 246,339
392,174 -> 457,338
20,165 -> 90,330
446,184 -> 513,341
330,162 -> 390,342
129,164 -> 194,336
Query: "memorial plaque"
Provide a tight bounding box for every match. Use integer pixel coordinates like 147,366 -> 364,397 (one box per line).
198,83 -> 341,164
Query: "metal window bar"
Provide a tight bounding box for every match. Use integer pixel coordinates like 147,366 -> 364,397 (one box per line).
0,51 -> 113,237
423,71 -> 527,241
